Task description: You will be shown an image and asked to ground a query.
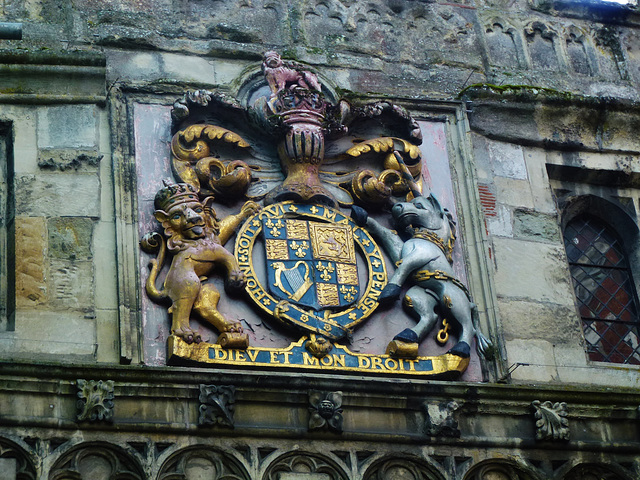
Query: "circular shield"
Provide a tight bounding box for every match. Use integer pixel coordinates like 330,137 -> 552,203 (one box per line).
235,202 -> 387,340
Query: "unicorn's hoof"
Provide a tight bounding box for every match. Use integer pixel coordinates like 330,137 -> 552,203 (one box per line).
448,341 -> 471,358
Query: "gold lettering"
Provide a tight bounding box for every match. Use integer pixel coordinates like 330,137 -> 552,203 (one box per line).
235,351 -> 245,361
371,357 -> 384,370
303,352 -> 319,366
247,350 -> 259,362
405,359 -> 417,371
333,354 -> 346,367
320,355 -> 333,366
372,272 -> 386,281
270,351 -> 280,363
323,209 -> 337,222
384,358 -> 398,370
372,280 -> 385,290
214,348 -> 227,361
282,351 -> 292,364
358,356 -> 370,369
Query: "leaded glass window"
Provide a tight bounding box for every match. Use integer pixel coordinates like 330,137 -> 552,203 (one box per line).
564,215 -> 640,364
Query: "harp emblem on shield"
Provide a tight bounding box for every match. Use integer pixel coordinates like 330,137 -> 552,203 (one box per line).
271,261 -> 313,302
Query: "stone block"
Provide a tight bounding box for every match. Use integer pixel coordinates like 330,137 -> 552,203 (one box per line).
12,106 -> 39,174
37,105 -> 98,149
495,177 -> 534,209
492,237 -> 576,305
15,174 -> 100,217
11,310 -> 96,358
95,309 -> 119,363
48,259 -> 94,311
93,221 -> 118,310
513,209 -> 561,243
15,217 -> 47,307
471,134 -> 492,181
48,217 -> 94,260
525,148 -> 558,214
106,51 -> 162,84
487,139 -> 528,180
497,298 -> 583,344
486,204 -> 513,238
504,339 -> 558,382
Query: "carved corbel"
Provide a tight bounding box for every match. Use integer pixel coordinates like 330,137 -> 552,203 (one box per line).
199,385 -> 236,428
423,400 -> 460,437
531,400 -> 569,441
308,390 -> 343,433
76,379 -> 115,422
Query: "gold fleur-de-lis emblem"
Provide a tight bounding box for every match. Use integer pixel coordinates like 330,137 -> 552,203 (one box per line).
266,218 -> 284,237
315,261 -> 335,281
290,240 -> 309,257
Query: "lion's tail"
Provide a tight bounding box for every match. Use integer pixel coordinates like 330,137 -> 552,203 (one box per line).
471,303 -> 495,358
140,232 -> 167,302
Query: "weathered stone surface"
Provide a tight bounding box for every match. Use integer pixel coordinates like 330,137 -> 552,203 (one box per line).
495,177 -> 534,209
492,237 -> 575,305
48,217 -> 94,260
15,217 -> 47,307
37,105 -> 98,149
487,139 -> 528,180
92,221 -> 117,311
9,310 -> 96,359
15,174 -> 100,217
497,298 -> 583,343
504,338 -> 559,382
486,204 -> 513,238
513,208 -> 561,242
48,259 -> 94,311
37,150 -> 102,172
95,309 -> 118,363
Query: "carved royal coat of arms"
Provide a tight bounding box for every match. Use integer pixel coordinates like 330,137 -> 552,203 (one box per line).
140,51 -> 493,378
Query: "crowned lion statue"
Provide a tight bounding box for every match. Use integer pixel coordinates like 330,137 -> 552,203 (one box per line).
141,181 -> 260,347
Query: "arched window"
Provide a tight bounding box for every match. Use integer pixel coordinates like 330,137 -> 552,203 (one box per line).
563,215 -> 640,364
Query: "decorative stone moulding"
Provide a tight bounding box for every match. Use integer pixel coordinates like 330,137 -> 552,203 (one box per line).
308,390 -> 343,432
531,400 -> 569,441
423,399 -> 461,437
76,379 -> 115,422
198,384 -> 236,428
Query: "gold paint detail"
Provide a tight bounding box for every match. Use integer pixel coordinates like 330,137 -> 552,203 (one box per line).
413,269 -> 471,300
265,239 -> 289,260
309,222 -> 356,263
336,263 -> 358,285
286,219 -> 309,240
443,294 -> 452,309
317,283 -> 340,307
169,336 -> 470,377
403,295 -> 413,308
340,285 -> 358,302
272,261 -> 313,302
315,261 -> 335,281
234,202 -> 388,340
386,339 -> 419,358
265,218 -> 284,237
413,228 -> 455,263
290,240 -> 309,258
437,318 -> 450,345
171,124 -> 252,197
305,334 -> 333,358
